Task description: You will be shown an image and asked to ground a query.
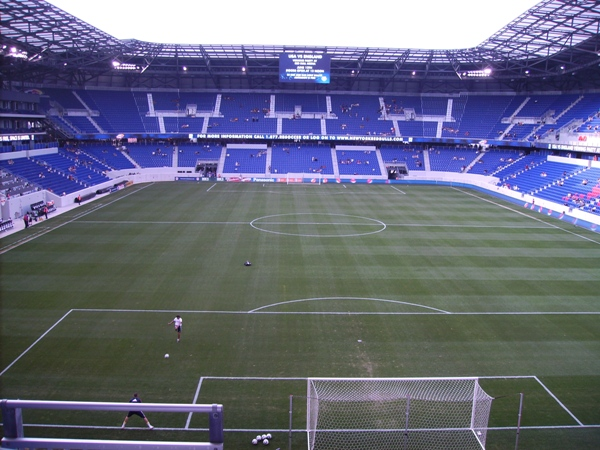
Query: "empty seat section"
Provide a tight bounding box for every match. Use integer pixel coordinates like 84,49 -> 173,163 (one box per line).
270,143 -> 334,175
379,145 -> 425,171
222,148 -> 267,174
336,149 -> 382,176
177,143 -> 221,167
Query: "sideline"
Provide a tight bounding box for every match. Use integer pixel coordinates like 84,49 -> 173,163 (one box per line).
0,184 -> 153,253
454,187 -> 600,245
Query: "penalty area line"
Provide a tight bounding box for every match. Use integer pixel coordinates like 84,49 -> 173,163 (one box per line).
0,310 -> 73,377
533,376 -> 584,426
186,376 -> 206,430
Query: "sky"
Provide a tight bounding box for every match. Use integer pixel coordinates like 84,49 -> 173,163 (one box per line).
46,0 -> 542,50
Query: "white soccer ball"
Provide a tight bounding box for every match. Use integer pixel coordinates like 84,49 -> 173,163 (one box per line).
266,433 -> 272,439
256,435 -> 262,441
261,434 -> 267,440
262,439 -> 269,445
251,438 -> 258,445
164,353 -> 169,358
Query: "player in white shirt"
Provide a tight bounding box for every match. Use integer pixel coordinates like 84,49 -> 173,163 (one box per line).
168,315 -> 183,342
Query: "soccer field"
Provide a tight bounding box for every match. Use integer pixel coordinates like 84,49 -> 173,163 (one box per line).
1,182 -> 599,449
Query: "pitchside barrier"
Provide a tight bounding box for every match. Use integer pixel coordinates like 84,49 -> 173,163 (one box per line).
0,399 -> 224,450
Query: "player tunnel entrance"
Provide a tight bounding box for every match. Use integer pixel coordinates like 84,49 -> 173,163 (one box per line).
387,164 -> 408,180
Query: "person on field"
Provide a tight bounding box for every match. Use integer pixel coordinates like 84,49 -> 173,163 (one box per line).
122,393 -> 153,429
168,315 -> 183,342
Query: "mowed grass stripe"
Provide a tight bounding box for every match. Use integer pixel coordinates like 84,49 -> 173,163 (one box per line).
1,183 -> 599,449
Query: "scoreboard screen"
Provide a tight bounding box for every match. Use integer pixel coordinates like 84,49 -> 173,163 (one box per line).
279,51 -> 331,84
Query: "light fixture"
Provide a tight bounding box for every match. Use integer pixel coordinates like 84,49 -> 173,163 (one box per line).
464,68 -> 492,78
7,47 -> 27,59
112,61 -> 139,71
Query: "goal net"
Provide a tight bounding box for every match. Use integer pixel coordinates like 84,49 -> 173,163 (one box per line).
307,377 -> 493,450
286,173 -> 322,185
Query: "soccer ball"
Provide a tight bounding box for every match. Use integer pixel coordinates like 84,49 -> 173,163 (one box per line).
251,438 -> 258,445
261,434 -> 267,440
256,435 -> 262,441
164,353 -> 169,359
266,433 -> 272,439
262,439 -> 269,445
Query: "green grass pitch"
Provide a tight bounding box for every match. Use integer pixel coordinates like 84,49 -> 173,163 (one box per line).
1,182 -> 599,449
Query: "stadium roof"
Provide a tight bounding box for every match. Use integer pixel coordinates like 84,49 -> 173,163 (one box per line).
1,0 -> 599,93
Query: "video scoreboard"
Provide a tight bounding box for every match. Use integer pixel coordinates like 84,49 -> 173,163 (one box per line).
279,51 -> 331,84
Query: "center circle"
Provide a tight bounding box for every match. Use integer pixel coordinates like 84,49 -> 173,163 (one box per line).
250,213 -> 386,237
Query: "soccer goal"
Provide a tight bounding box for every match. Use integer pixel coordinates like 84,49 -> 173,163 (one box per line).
307,377 -> 493,450
286,173 -> 322,185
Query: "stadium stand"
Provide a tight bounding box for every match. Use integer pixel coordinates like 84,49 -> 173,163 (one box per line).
222,147 -> 268,174
270,143 -> 335,175
336,149 -> 382,176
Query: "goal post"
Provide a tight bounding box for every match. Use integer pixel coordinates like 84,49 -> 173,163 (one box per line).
307,377 -> 493,450
286,173 -> 322,185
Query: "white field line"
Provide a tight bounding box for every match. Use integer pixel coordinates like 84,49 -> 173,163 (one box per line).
70,308 -> 600,316
181,375 -> 598,430
186,376 -> 205,429
6,376 -> 598,430
248,297 -> 451,314
0,310 -> 73,377
185,376 -> 307,429
60,219 -> 557,229
534,375 -> 585,426
4,309 -> 595,375
0,183 -> 155,254
454,187 -> 600,245
77,220 -> 249,225
390,185 -> 407,194
15,423 -> 600,432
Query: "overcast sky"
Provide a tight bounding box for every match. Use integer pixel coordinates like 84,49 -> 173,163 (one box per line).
46,0 -> 542,49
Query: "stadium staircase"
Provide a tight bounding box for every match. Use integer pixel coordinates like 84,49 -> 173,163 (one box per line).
464,152 -> 485,173
498,97 -> 530,140
214,95 -> 222,116
218,146 -> 228,174
122,151 -> 141,168
422,149 -> 431,171
71,91 -> 105,133
330,147 -> 340,178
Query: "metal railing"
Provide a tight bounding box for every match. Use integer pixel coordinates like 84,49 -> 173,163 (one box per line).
1,399 -> 224,450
